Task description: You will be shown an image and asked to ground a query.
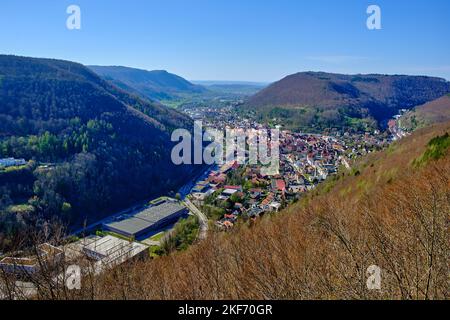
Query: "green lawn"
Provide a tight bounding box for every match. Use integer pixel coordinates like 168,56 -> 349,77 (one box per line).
149,245 -> 162,258
149,232 -> 165,242
149,196 -> 171,205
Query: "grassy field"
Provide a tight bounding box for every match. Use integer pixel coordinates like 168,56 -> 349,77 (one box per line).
0,164 -> 28,173
149,232 -> 165,242
148,196 -> 172,205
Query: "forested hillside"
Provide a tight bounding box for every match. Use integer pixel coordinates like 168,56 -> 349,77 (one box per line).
89,65 -> 207,103
0,55 -> 199,250
243,72 -> 450,132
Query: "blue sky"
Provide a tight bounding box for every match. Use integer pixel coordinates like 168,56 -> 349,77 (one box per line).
1,0 -> 449,81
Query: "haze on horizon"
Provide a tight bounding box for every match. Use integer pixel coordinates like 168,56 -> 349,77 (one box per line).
0,0 -> 449,82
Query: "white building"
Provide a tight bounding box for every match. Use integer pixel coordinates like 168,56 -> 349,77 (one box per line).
0,158 -> 26,168
82,235 -> 148,272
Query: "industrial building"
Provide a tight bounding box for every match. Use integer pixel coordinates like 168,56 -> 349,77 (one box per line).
0,157 -> 26,168
0,243 -> 64,276
104,200 -> 188,239
82,235 -> 147,270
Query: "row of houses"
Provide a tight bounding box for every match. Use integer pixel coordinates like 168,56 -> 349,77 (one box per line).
188,160 -> 288,230
189,131 -> 352,230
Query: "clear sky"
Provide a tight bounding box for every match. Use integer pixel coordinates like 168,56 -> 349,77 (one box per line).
1,0 -> 449,82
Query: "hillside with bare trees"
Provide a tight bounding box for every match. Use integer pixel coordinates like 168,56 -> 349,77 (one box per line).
243,72 -> 450,132
400,94 -> 450,131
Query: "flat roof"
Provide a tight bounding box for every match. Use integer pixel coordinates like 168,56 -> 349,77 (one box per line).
82,236 -> 147,268
84,236 -> 133,256
106,217 -> 151,236
135,202 -> 185,223
223,189 -> 238,195
105,201 -> 187,236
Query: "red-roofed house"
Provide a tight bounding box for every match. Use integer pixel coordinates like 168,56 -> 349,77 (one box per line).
209,173 -> 227,185
223,185 -> 242,191
273,179 -> 286,192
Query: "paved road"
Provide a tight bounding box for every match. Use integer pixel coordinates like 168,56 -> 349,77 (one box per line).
183,199 -> 208,240
177,165 -> 216,199
70,203 -> 144,236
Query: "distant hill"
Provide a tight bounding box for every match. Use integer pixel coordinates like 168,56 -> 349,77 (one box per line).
193,81 -> 268,96
0,55 -> 199,240
89,65 -> 207,102
399,94 -> 450,131
243,72 -> 450,132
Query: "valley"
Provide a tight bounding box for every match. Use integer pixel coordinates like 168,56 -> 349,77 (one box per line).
179,103 -> 401,231
0,56 -> 448,302
1,0 -> 449,307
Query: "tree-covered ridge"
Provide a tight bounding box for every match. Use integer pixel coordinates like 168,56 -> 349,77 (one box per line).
0,55 -> 192,135
0,55 -> 200,250
89,65 -> 207,102
243,71 -> 450,132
